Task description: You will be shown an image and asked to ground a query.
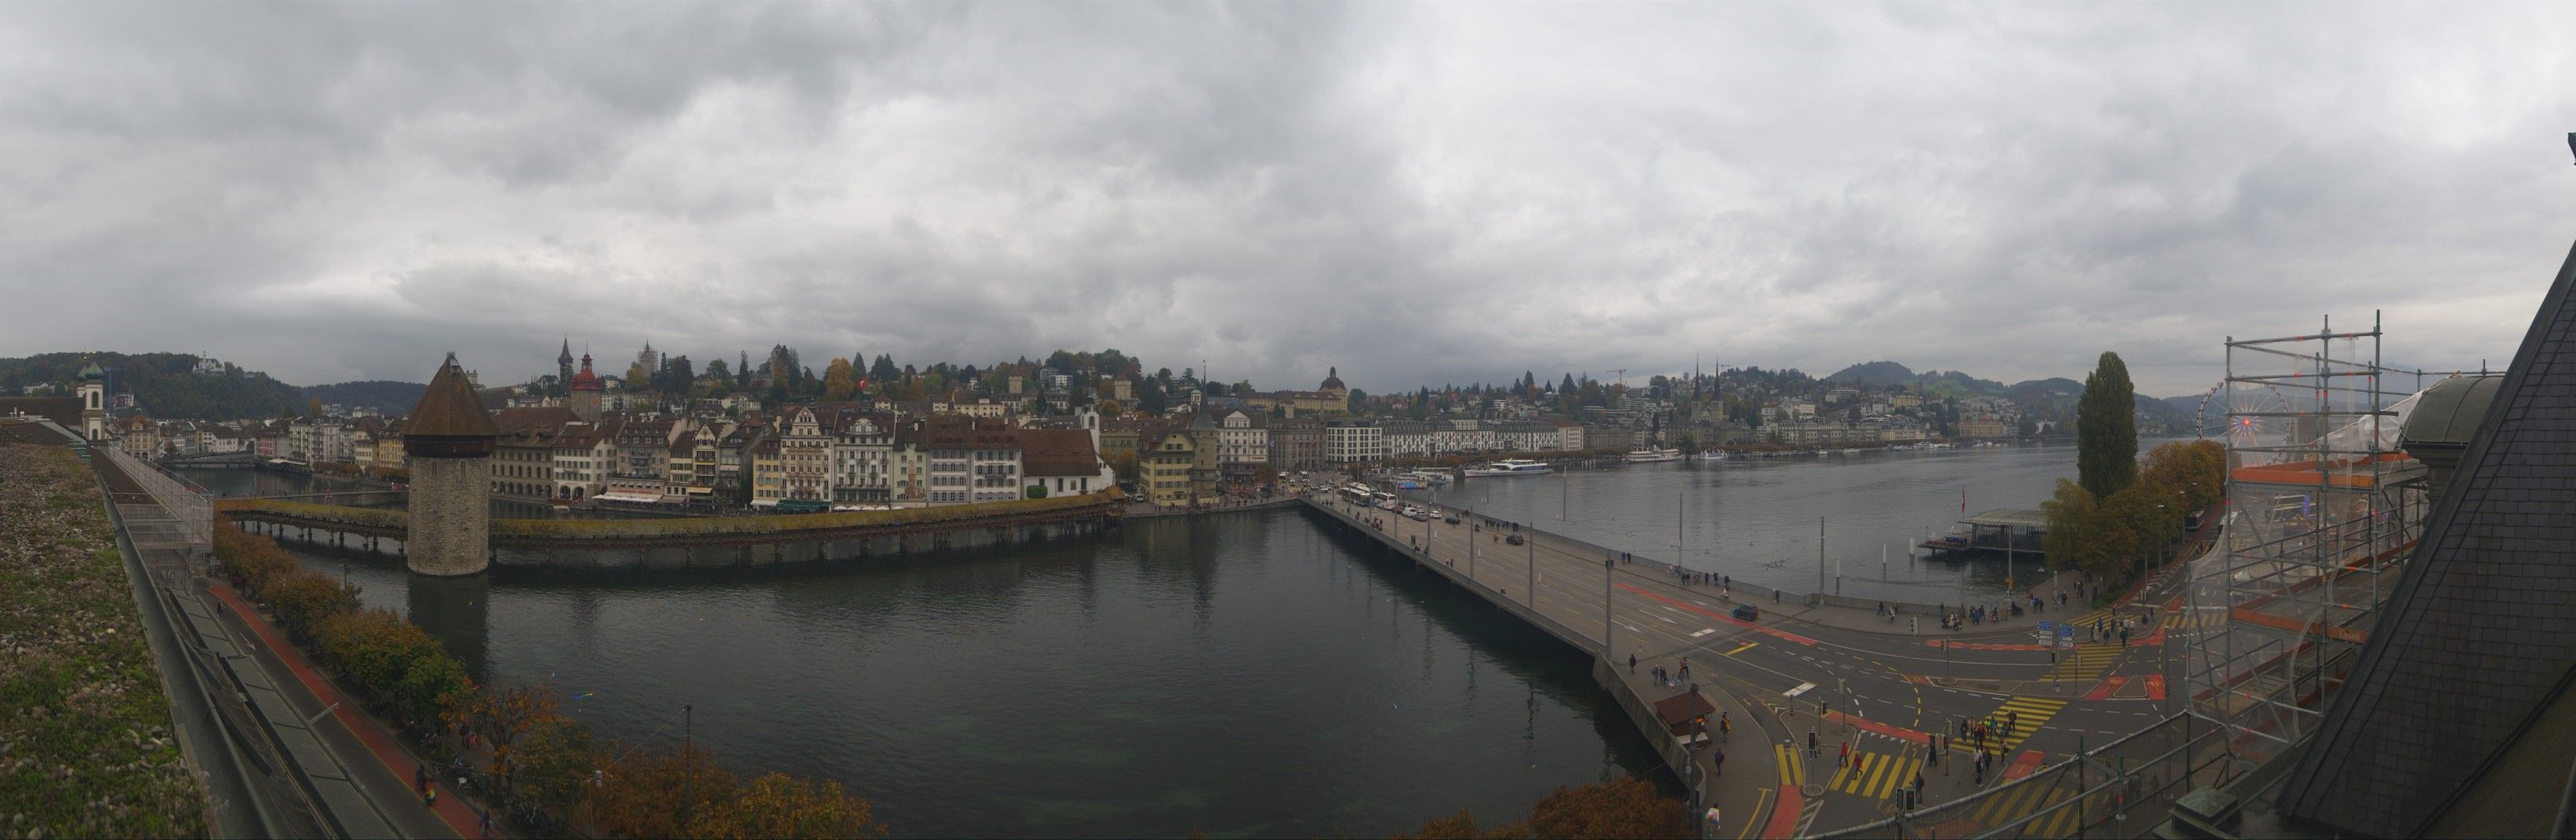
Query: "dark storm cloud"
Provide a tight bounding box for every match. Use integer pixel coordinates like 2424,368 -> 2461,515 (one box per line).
2,2 -> 2572,397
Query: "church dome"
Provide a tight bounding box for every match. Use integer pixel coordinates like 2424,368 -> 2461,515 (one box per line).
76,358 -> 104,381
1320,366 -> 1345,390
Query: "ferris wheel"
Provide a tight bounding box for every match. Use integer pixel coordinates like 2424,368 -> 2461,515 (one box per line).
2195,381 -> 2293,448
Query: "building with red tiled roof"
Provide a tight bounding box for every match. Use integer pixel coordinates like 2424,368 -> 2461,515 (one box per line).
1019,428 -> 1113,496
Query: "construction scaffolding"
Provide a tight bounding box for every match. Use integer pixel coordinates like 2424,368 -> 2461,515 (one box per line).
2183,313 -> 2432,774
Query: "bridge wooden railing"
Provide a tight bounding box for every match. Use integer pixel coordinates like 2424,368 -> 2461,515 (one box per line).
217,489 -> 1124,545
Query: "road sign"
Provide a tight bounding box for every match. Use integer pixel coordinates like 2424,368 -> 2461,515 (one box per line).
2059,625 -> 2075,649
2037,620 -> 2054,642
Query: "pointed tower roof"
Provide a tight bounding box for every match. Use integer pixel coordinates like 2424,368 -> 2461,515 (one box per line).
559,338 -> 574,366
405,353 -> 499,441
570,353 -> 603,392
76,357 -> 105,381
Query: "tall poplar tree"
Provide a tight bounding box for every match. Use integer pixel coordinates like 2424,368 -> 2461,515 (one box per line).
2077,351 -> 2138,499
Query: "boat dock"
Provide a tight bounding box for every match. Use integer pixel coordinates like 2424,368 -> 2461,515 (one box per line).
1918,507 -> 2049,556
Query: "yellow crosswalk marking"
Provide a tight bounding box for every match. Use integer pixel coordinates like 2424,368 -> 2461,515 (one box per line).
1725,641 -> 1759,655
2164,610 -> 2227,631
1971,777 -> 2064,829
1955,696 -> 2069,753
1775,743 -> 1806,787
1827,751 -> 1922,800
2045,643 -> 2128,681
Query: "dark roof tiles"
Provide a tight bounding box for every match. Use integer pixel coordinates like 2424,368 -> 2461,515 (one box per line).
404,354 -> 499,438
2280,237 -> 2576,837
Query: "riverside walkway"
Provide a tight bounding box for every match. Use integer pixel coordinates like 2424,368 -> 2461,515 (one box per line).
1302,491 -> 2190,838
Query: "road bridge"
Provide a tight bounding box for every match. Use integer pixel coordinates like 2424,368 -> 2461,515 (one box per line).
1300,491 -> 2199,838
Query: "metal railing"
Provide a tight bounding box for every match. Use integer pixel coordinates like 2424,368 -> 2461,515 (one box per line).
101,444 -> 212,559
1817,712 -> 2232,839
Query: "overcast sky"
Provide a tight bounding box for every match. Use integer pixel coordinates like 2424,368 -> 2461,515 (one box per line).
4,3 -> 2572,397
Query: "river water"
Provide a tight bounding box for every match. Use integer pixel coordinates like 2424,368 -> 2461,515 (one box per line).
181,441 -> 2121,837
1429,442 -> 2163,604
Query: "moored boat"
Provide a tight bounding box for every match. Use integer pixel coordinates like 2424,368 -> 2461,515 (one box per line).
1460,459 -> 1552,477
1623,447 -> 1684,463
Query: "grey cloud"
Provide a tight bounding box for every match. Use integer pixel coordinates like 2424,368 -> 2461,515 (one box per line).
2,2 -> 2571,399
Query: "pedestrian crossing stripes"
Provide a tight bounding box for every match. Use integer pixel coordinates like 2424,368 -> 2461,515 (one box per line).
2164,610 -> 2227,631
2045,644 -> 2127,681
1956,696 -> 2068,753
1774,742 -> 1808,787
1967,777 -> 2085,838
2059,606 -> 2114,633
1829,751 -> 1922,801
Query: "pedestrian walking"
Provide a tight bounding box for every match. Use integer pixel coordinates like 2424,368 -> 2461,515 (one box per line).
1629,653 -> 1637,672
1715,748 -> 1726,775
1840,741 -> 1850,767
424,784 -> 437,808
1720,712 -> 1731,738
415,765 -> 429,797
1808,729 -> 1819,757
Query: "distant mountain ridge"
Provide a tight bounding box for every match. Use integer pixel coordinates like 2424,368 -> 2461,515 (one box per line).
1825,359 -> 2186,424
0,352 -> 303,419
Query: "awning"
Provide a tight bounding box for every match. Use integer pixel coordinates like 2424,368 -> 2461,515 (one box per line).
595,492 -> 660,503
685,486 -> 714,495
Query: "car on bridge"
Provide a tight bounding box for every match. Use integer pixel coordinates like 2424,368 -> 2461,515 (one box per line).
1731,604 -> 1760,623
1506,534 -> 1525,546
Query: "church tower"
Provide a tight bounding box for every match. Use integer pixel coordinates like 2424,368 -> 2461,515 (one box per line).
76,358 -> 106,441
568,352 -> 603,422
403,354 -> 499,576
557,338 -> 576,389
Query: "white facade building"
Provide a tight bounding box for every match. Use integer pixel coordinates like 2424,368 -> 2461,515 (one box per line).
1324,419 -> 1384,463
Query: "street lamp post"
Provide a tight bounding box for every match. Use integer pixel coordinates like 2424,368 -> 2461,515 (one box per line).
1604,556 -> 1616,660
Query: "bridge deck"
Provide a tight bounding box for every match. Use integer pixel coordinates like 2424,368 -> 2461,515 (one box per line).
1299,494 -> 1780,839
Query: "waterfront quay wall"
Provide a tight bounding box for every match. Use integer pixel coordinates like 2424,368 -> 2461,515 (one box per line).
1297,500 -> 1704,796
1389,488 -> 1969,618
217,492 -> 1119,572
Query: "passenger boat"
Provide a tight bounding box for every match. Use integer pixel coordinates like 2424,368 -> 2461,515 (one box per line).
1623,447 -> 1684,463
1460,459 -> 1552,477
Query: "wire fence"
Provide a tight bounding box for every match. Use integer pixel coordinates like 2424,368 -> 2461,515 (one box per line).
1817,712 -> 2229,839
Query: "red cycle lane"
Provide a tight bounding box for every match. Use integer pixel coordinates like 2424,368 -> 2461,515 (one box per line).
208,584 -> 480,838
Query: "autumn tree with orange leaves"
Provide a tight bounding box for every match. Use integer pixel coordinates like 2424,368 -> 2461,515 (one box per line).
1396,776 -> 1690,840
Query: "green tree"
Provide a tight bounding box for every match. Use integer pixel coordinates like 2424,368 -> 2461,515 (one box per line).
512,717 -> 599,819
2040,479 -> 2095,572
823,358 -> 857,400
2077,351 -> 2138,498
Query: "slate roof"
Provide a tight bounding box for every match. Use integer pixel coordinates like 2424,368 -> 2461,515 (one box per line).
2277,237 -> 2576,837
404,354 -> 499,438
0,396 -> 82,427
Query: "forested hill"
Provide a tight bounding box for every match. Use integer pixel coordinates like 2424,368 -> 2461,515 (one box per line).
0,353 -> 303,419
301,381 -> 426,416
